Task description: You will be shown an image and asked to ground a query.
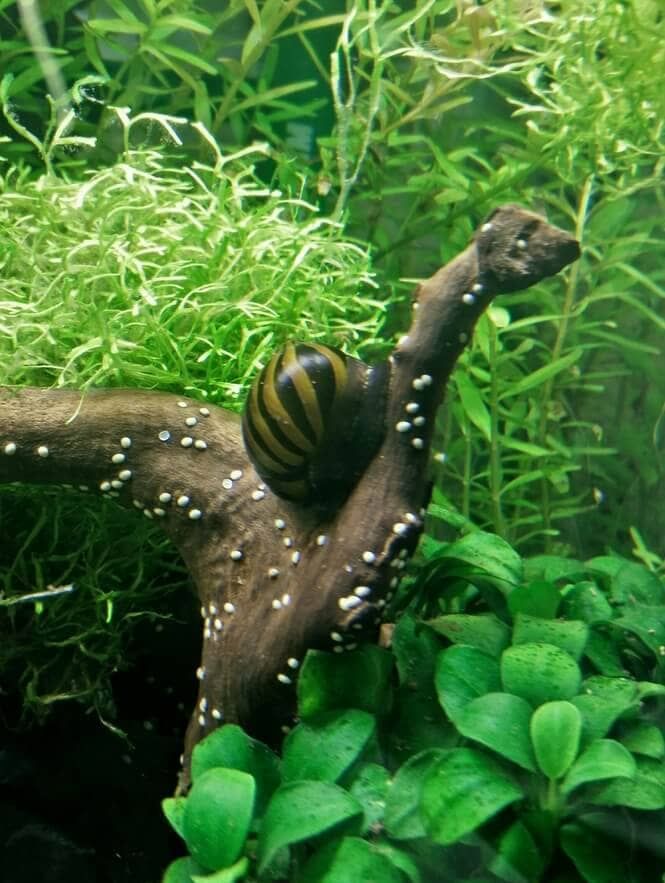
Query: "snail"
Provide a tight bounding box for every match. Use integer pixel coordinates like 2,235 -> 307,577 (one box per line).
242,342 -> 388,504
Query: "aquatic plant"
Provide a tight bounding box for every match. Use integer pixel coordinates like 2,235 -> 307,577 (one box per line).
162,533 -> 665,882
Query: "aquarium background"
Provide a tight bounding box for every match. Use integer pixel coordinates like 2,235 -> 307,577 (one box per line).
0,1 -> 663,881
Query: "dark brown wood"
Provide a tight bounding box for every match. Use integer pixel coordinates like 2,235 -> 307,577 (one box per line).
0,205 -> 579,792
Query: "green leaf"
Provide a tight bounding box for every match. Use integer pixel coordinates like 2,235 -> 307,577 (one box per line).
503,348 -> 582,397
572,676 -> 645,745
161,796 -> 187,839
435,645 -> 502,723
192,857 -> 249,882
162,857 -> 208,883
347,763 -> 390,831
501,643 -> 582,706
297,646 -> 393,719
372,843 -> 421,883
512,614 -> 589,660
281,709 -> 375,783
525,555 -> 587,584
392,611 -> 440,690
150,41 -> 219,75
613,604 -> 665,656
530,701 -> 582,779
583,631 -> 625,676
190,724 -> 279,815
561,823 -> 632,883
455,371 -> 491,439
299,837 -> 405,883
422,748 -> 523,845
183,768 -> 255,871
427,613 -> 510,656
384,749 -> 448,840
507,581 -> 561,619
562,739 -> 636,795
489,820 -> 545,883
563,580 -> 613,624
612,560 -> 665,605
437,532 -> 523,593
620,722 -> 665,759
590,756 -> 665,809
257,781 -> 363,874
457,693 -> 536,771
86,17 -> 147,34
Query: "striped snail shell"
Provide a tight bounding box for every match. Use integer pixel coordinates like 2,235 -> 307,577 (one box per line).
242,342 -> 388,504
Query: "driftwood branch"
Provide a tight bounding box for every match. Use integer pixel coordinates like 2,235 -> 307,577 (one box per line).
0,205 -> 579,792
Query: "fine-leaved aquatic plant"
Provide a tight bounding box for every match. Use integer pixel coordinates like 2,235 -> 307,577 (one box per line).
317,0 -> 665,555
0,108 -> 390,721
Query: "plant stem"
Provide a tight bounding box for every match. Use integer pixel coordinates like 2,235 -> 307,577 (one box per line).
488,321 -> 506,537
538,179 -> 592,547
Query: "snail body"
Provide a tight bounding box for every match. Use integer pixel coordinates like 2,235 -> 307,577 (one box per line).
242,342 -> 388,504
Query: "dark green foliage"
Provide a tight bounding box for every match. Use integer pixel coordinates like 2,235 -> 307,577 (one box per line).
162,532 -> 665,881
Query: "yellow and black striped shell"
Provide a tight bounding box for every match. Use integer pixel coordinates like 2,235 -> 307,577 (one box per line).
242,342 -> 388,504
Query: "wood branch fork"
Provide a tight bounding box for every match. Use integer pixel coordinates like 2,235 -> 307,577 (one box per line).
0,205 -> 580,791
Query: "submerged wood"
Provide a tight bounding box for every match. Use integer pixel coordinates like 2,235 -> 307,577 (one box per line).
0,205 -> 580,791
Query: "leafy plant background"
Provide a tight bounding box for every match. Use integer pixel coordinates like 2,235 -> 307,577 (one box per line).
0,0 -> 663,880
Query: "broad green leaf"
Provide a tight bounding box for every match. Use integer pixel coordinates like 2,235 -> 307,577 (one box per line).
257,781 -> 363,874
562,739 -> 636,794
162,857 -> 208,883
501,643 -> 581,706
281,709 -> 375,783
457,693 -> 536,771
489,820 -> 545,883
192,857 -> 249,882
385,686 -> 456,765
161,796 -> 187,839
297,646 -> 393,719
503,348 -> 582,398
183,768 -> 255,871
524,555 -> 586,584
563,580 -> 613,623
613,604 -> 665,656
435,645 -> 502,723
422,748 -> 523,845
190,724 -> 279,815
427,613 -> 510,656
372,843 -> 421,883
612,560 -> 665,605
455,371 -> 491,439
561,823 -> 632,883
512,614 -> 588,660
392,611 -> 440,690
590,756 -> 665,809
620,723 -> 665,758
507,581 -> 561,619
530,701 -> 581,779
300,837 -> 405,883
384,749 -> 448,840
437,532 -> 523,593
347,763 -> 390,831
583,631 -> 625,676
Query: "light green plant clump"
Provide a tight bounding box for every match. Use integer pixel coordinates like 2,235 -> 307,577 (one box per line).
0,118 -> 385,400
0,113 -> 389,717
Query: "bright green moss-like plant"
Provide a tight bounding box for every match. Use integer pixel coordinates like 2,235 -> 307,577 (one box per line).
0,110 -> 391,718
